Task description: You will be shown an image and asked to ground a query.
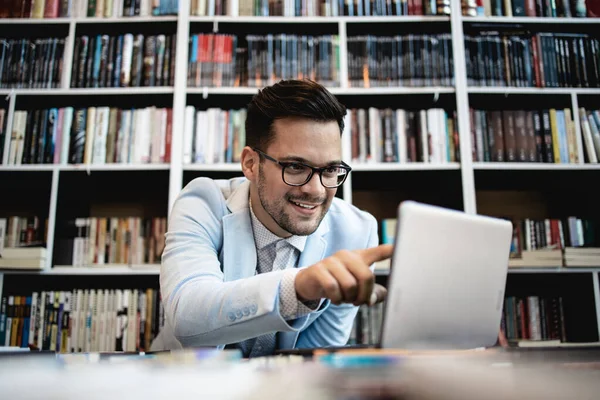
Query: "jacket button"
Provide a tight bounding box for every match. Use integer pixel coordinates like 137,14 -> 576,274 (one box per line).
250,304 -> 258,314
227,312 -> 236,322
235,309 -> 243,318
243,306 -> 250,316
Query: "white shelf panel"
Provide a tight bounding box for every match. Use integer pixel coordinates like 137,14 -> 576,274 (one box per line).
0,16 -> 178,24
332,87 -> 455,95
0,164 -> 170,172
0,17 -> 71,24
60,163 -> 171,171
0,265 -> 161,275
187,87 -> 454,95
189,16 -> 450,24
74,16 -> 178,24
373,267 -> 600,276
0,165 -> 56,171
467,87 -> 600,95
463,16 -> 600,24
473,162 -> 600,170
352,162 -> 460,171
0,87 -> 175,96
184,163 -> 242,171
508,267 -> 600,274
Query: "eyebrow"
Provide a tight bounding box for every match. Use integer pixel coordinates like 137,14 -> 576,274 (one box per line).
279,155 -> 344,166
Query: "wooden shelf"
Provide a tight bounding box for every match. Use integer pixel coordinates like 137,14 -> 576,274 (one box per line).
473,162 -> 600,171
189,15 -> 450,24
467,87 -> 600,95
0,265 -> 161,275
463,16 -> 600,25
352,162 -> 460,171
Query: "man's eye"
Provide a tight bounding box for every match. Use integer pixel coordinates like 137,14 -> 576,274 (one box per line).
288,164 -> 305,171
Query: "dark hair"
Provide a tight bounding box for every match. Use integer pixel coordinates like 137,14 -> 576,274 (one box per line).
245,79 -> 347,151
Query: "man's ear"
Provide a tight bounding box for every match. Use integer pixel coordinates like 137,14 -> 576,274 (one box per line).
241,146 -> 259,181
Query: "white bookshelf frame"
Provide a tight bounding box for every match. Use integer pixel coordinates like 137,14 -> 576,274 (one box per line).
1,0 -> 600,341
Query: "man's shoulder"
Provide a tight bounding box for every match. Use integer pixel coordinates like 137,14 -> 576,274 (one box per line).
327,198 -> 376,230
172,176 -> 248,218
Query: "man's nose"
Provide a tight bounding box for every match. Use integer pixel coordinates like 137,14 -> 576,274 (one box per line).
300,171 -> 325,196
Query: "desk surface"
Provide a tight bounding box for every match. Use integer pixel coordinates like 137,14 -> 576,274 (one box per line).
0,347 -> 599,399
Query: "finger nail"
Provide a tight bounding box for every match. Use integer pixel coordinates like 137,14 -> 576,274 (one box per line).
369,292 -> 377,306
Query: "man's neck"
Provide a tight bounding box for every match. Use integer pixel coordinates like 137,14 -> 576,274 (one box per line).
249,186 -> 292,238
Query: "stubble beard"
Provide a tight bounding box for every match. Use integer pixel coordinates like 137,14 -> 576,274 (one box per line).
257,165 -> 329,236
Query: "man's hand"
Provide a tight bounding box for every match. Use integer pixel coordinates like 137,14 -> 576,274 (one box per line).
295,244 -> 393,306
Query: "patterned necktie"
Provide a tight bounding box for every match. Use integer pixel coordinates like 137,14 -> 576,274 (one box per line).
247,240 -> 298,357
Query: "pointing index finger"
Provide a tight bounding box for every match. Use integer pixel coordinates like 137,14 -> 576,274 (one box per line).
356,244 -> 394,266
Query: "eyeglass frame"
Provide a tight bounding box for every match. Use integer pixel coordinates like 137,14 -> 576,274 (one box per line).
251,147 -> 352,188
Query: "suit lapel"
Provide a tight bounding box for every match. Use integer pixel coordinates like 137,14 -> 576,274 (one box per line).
222,180 -> 257,281
298,216 -> 329,268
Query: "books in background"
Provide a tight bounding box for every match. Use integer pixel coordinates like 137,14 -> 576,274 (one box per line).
347,301 -> 384,346
465,32 -> 600,88
349,107 -> 459,164
0,38 -> 66,89
191,0 -> 451,16
462,0 -> 592,17
183,107 -> 246,164
55,216 -> 167,267
0,217 -> 47,270
579,107 -> 600,163
0,108 -> 6,163
348,34 -> 454,88
469,108 -> 589,163
0,0 -> 178,18
187,33 -> 340,88
71,33 -> 176,88
509,217 -> 599,267
501,295 -> 567,346
0,216 -> 47,249
0,288 -> 165,353
3,106 -> 172,165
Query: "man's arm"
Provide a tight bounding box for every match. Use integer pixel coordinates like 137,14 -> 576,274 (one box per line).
293,215 -> 381,348
160,187 -> 310,347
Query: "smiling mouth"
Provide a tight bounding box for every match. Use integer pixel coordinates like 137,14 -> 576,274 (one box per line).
290,200 -> 318,210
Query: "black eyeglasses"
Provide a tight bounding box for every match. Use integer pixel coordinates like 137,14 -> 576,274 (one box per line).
252,147 -> 352,188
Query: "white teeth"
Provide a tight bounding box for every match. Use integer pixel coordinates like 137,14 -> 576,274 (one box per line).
292,201 -> 316,209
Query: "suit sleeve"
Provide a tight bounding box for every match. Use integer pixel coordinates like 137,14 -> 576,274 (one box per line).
160,185 -> 312,347
293,214 -> 379,348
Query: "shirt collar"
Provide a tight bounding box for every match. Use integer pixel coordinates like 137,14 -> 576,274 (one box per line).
249,197 -> 307,252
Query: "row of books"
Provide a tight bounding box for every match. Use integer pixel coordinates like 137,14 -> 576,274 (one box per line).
55,216 -> 167,267
509,217 -> 599,267
465,33 -> 600,88
501,295 -> 566,344
190,0 -> 452,16
469,108 -> 600,164
347,301 -> 384,345
0,0 -> 178,18
348,34 -> 454,88
188,33 -> 340,88
3,106 -> 173,165
183,107 -> 245,165
348,107 -> 459,164
0,216 -> 47,249
0,288 -> 164,353
71,34 -> 176,88
462,0 -> 595,18
0,38 -> 65,89
2,33 -> 599,90
511,217 -> 598,255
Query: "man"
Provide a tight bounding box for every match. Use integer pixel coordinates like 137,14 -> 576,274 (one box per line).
152,79 -> 393,356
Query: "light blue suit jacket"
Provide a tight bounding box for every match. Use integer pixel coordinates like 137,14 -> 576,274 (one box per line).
153,176 -> 378,351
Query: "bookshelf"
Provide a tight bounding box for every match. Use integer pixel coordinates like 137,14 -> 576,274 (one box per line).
1,0 -> 600,350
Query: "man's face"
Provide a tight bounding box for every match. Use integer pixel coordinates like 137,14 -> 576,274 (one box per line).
255,117 -> 342,236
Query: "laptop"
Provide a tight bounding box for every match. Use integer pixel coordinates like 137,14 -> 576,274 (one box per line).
275,200 -> 513,355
